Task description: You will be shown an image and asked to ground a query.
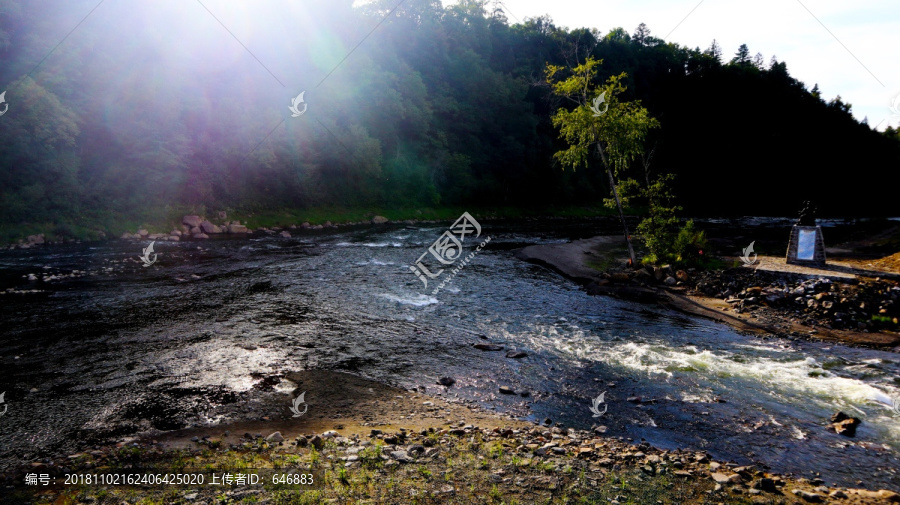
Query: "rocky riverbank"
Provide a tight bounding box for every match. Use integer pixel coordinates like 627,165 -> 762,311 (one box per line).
5,370 -> 898,504
518,237 -> 900,350
117,213 -> 400,242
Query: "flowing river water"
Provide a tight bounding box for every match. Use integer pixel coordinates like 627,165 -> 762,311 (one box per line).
0,219 -> 898,489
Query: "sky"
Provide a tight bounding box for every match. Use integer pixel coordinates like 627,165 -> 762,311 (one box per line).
467,0 -> 900,130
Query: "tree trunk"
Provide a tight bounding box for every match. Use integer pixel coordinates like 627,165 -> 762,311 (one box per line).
596,142 -> 637,267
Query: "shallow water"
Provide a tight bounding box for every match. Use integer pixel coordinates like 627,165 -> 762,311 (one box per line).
0,218 -> 898,488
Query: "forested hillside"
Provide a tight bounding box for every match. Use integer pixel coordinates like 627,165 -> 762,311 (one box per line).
1,0 -> 898,238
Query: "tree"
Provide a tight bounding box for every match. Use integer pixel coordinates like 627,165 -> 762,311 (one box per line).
633,23 -> 651,46
810,83 -> 822,100
731,43 -> 750,65
705,39 -> 722,62
545,57 -> 659,265
752,52 -> 765,69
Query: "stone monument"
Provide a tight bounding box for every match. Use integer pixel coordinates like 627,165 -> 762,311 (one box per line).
785,201 -> 826,266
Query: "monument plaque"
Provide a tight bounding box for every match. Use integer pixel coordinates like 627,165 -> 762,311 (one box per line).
786,201 -> 826,266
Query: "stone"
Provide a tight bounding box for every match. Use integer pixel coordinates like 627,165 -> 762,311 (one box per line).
474,343 -> 503,351
830,416 -> 861,437
506,350 -> 528,359
710,472 -> 732,484
499,386 -> 515,395
137,229 -> 149,237
830,411 -> 849,423
676,270 -> 689,282
610,272 -> 632,283
310,435 -> 324,449
200,221 -> 222,234
753,478 -> 777,493
183,215 -> 202,227
664,276 -> 677,286
280,230 -> 291,238
860,490 -> 900,502
791,489 -> 824,502
372,216 -> 389,224
228,224 -> 249,234
266,432 -> 284,443
170,230 -> 182,237
437,377 -> 456,386
390,450 -> 411,463
194,233 -> 209,239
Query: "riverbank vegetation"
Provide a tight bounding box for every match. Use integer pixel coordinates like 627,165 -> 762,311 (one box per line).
8,422 -> 875,505
2,0 -> 899,244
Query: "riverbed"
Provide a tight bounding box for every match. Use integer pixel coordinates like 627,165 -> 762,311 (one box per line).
0,218 -> 898,489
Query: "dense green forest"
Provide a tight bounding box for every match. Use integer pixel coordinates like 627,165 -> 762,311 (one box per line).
1,0 -> 898,239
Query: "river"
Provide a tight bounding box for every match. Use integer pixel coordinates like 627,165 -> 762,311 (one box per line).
0,218 -> 898,489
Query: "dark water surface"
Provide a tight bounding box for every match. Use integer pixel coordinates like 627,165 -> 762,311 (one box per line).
1,218 -> 898,489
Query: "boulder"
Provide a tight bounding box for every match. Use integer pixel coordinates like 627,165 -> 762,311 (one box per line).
831,417 -> 861,437
390,450 -> 411,463
791,489 -> 824,502
137,229 -> 149,238
228,224 -> 249,234
711,472 -> 741,485
610,272 -> 632,283
372,215 -> 389,224
194,233 -> 210,239
169,235 -> 180,241
664,276 -> 677,286
120,233 -> 133,239
200,221 -> 223,234
190,226 -> 202,235
752,478 -> 778,493
474,343 -> 503,351
170,230 -> 182,237
183,215 -> 202,228
437,377 -> 456,386
506,350 -> 528,359
27,234 -> 45,244
280,231 -> 292,238
266,431 -> 284,443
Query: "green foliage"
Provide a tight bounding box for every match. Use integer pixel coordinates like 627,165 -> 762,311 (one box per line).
0,0 -> 897,237
546,59 -> 659,176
